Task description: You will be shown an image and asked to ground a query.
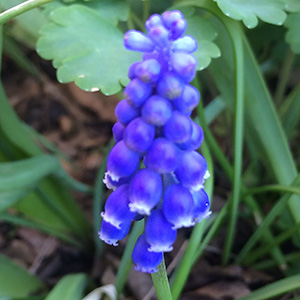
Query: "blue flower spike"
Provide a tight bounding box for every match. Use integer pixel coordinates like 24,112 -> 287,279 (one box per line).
99,10 -> 211,274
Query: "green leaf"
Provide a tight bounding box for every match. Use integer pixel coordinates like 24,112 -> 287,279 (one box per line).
0,254 -> 44,298
185,15 -> 221,70
285,12 -> 300,54
213,0 -> 287,28
44,274 -> 87,300
37,5 -> 141,95
44,0 -> 130,26
0,155 -> 60,211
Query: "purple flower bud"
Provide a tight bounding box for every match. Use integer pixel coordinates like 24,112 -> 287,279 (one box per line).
132,234 -> 163,273
135,59 -> 161,83
106,140 -> 140,181
145,14 -> 163,31
171,36 -> 197,53
124,30 -> 155,52
163,111 -> 192,143
148,25 -> 169,48
142,95 -> 173,126
162,184 -> 195,229
98,219 -> 131,246
112,122 -> 125,142
144,138 -> 179,173
124,79 -> 152,107
170,52 -> 197,83
115,99 -> 140,125
192,189 -> 211,223
129,169 -> 163,215
156,72 -> 184,100
162,10 -> 183,29
169,18 -> 187,40
173,84 -> 200,114
177,122 -> 204,151
145,209 -> 177,252
124,117 -> 155,153
174,151 -> 208,191
101,184 -> 135,228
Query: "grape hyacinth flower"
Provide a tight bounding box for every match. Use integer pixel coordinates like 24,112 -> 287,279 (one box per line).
99,10 -> 211,274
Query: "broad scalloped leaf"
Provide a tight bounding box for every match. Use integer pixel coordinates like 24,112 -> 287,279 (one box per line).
285,12 -> 300,54
37,5 -> 141,95
213,0 -> 287,28
44,0 -> 130,26
185,16 -> 221,70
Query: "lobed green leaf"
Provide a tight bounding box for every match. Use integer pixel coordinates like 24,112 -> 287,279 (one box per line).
285,12 -> 300,54
213,0 -> 287,28
37,5 -> 141,95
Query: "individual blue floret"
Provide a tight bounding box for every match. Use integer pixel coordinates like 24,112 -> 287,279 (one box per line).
177,122 -> 204,151
98,219 -> 131,246
124,30 -> 155,52
156,72 -> 184,100
172,84 -> 200,115
123,117 -> 155,153
124,78 -> 152,107
142,95 -> 173,126
171,36 -> 197,53
101,184 -> 135,228
132,234 -> 163,273
174,151 -> 209,191
170,52 -> 197,82
106,140 -> 140,181
129,169 -> 163,215
115,99 -> 140,125
135,59 -> 162,83
145,209 -> 177,252
162,184 -> 195,229
144,138 -> 179,173
163,111 -> 192,143
192,189 -> 212,223
112,122 -> 125,142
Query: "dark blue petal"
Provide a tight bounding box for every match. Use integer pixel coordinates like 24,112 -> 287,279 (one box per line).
124,117 -> 155,153
174,151 -> 208,191
129,169 -> 162,215
101,184 -> 135,228
144,138 -> 179,173
115,99 -> 140,125
156,72 -> 184,100
99,219 -> 131,246
177,122 -> 204,151
124,79 -> 152,107
192,189 -> 211,223
112,122 -> 125,142
142,95 -> 173,126
132,234 -> 163,273
124,30 -> 155,52
106,141 -> 140,181
135,59 -> 161,83
162,184 -> 195,228
145,209 -> 177,252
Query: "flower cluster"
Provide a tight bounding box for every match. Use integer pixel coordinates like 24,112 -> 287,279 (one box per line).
99,10 -> 211,273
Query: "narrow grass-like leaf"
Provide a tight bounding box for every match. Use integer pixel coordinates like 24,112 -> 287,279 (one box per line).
285,12 -> 300,54
237,274 -> 300,300
44,273 -> 87,300
0,254 -> 44,298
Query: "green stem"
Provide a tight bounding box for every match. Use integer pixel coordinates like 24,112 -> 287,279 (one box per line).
222,22 -> 244,266
246,184 -> 300,197
0,0 -> 55,25
274,48 -> 295,105
142,0 -> 149,23
115,220 -> 144,298
152,257 -> 173,300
